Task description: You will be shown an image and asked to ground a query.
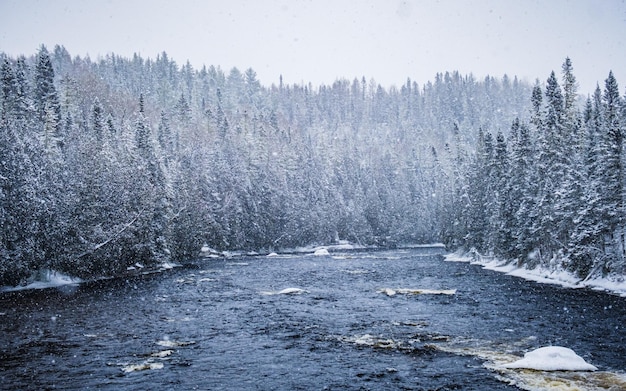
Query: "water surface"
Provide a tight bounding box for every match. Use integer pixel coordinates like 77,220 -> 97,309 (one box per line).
1,248 -> 625,390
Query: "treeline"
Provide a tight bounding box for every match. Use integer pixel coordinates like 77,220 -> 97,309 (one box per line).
0,45 -> 530,286
444,58 -> 626,279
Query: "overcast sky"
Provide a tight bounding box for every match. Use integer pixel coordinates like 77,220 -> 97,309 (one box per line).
1,0 -> 625,94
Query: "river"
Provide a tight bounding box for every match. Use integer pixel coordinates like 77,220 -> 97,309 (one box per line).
1,248 -> 625,390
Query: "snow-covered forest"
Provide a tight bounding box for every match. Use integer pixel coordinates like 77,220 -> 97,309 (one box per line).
1,45 -> 622,287
444,58 -> 626,280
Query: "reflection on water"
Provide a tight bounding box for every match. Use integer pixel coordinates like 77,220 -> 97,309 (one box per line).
1,248 -> 625,390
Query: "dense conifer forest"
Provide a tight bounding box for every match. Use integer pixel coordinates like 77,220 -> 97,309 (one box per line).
1,45 -> 624,286
446,59 -> 626,280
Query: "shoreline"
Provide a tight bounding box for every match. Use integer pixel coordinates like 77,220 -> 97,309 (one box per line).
444,252 -> 626,297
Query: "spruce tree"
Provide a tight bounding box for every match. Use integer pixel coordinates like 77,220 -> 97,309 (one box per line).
488,131 -> 512,256
34,45 -> 62,148
597,71 -> 624,272
510,119 -> 537,260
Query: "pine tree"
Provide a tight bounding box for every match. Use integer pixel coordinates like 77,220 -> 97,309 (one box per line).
529,72 -> 565,263
0,60 -> 41,284
132,94 -> 172,264
554,59 -> 583,258
487,131 -> 512,256
509,119 -> 537,260
157,110 -> 173,158
596,71 -> 624,272
91,97 -> 104,144
1,59 -> 17,121
568,89 -> 604,276
464,128 -> 492,253
34,45 -> 62,148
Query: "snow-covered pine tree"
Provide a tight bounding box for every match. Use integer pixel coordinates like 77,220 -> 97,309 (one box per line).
34,45 -> 62,149
554,59 -> 584,264
508,118 -> 536,260
596,72 -> 625,273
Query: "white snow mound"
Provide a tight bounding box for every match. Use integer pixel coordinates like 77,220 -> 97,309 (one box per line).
500,346 -> 597,371
313,248 -> 330,256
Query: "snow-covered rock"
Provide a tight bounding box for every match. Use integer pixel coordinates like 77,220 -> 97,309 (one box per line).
500,346 -> 597,371
313,248 -> 330,256
380,288 -> 397,296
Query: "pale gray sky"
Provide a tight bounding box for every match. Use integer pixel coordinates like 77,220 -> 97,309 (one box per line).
1,0 -> 625,94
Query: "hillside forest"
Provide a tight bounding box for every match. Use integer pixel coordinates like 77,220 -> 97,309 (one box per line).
0,45 -> 624,286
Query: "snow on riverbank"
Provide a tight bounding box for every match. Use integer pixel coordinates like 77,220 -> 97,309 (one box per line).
445,252 -> 626,297
0,261 -> 181,293
1,270 -> 82,292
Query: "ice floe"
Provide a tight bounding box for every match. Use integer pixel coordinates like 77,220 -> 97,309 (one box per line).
156,339 -> 196,348
121,361 -> 164,373
343,269 -> 372,275
500,346 -> 598,371
260,287 -> 307,295
353,334 -> 398,349
150,349 -> 174,358
378,288 -> 456,296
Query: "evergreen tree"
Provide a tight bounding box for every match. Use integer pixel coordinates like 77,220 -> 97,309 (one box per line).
0,60 -> 41,284
554,59 -> 583,258
464,128 -> 492,253
596,71 -> 625,272
34,45 -> 62,148
509,119 -> 536,259
529,72 -> 565,263
568,88 -> 605,276
488,131 -> 513,257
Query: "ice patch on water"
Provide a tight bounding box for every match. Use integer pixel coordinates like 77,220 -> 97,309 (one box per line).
378,288 -> 456,296
150,349 -> 174,358
156,339 -> 196,348
354,334 -> 398,349
341,334 -> 401,349
260,287 -> 307,295
443,252 -> 472,263
159,261 -> 179,270
343,269 -> 372,275
121,361 -> 164,373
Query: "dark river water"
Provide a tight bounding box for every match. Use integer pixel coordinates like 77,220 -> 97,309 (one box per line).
1,248 -> 625,390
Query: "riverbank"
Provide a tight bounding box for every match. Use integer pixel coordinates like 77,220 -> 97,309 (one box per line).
0,260 -> 179,293
445,251 -> 626,297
